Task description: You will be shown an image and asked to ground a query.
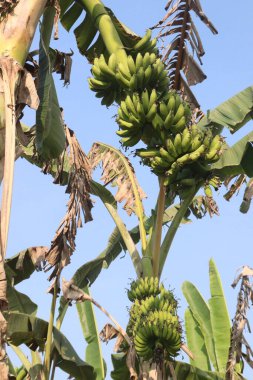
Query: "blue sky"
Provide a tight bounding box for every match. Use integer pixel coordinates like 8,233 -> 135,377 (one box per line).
6,0 -> 253,378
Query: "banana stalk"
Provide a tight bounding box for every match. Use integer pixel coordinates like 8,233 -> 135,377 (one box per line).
77,0 -> 128,64
0,2 -> 48,378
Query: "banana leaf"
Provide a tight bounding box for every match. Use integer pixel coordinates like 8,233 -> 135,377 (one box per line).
76,286 -> 105,380
208,259 -> 231,373
184,308 -> 211,371
198,86 -> 253,134
111,353 -> 130,380
60,1 -> 141,61
7,285 -> 37,316
173,361 -> 246,380
36,7 -> 65,159
182,281 -> 218,371
210,132 -> 253,177
6,311 -> 95,380
5,246 -> 47,285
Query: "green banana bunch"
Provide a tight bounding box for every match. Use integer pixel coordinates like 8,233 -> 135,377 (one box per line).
133,309 -> 181,359
204,134 -> 224,162
127,276 -> 160,302
116,52 -> 169,93
157,92 -> 191,134
117,90 -> 160,146
131,29 -> 158,56
127,279 -> 181,360
89,53 -> 121,106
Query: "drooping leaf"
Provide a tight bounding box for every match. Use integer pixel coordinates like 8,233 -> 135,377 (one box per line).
6,312 -> 95,380
89,142 -> 146,217
36,7 -> 65,159
53,328 -> 95,380
76,286 -> 105,380
198,86 -> 253,134
7,285 -> 37,316
45,127 -> 93,280
210,132 -> 253,177
184,308 -> 211,371
5,246 -> 47,285
111,353 -> 130,380
182,281 -> 218,371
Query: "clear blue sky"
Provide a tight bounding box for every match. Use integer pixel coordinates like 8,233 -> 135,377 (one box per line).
7,0 -> 253,378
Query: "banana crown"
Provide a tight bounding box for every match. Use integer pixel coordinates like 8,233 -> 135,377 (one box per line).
126,277 -> 182,360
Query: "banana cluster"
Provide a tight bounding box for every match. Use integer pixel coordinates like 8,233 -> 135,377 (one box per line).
89,51 -> 169,107
116,90 -> 159,146
155,92 -> 191,134
136,125 -> 224,185
133,310 -> 181,359
130,29 -> 158,56
88,54 -> 120,107
116,53 -> 169,93
126,277 -> 182,361
127,277 -> 160,302
116,89 -> 193,147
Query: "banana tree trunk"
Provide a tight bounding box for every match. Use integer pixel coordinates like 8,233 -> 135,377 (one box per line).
140,361 -> 166,380
0,1 -> 47,378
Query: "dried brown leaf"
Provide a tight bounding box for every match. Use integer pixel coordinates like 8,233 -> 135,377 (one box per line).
179,75 -> 200,109
100,323 -> 118,343
226,268 -> 253,378
45,127 -> 93,279
182,47 -> 206,86
224,174 -> 246,202
16,70 -> 39,109
89,143 -> 146,216
190,0 -> 218,35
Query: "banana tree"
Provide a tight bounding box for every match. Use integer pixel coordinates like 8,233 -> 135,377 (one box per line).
0,0 -> 253,379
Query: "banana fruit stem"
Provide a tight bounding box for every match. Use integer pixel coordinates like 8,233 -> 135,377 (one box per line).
78,0 -> 128,63
152,177 -> 166,278
159,185 -> 200,277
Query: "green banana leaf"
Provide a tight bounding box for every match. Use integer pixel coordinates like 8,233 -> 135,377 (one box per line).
173,361 -> 246,380
182,281 -> 218,371
6,311 -> 95,380
36,7 -> 65,159
210,132 -> 253,177
111,353 -> 130,380
7,285 -> 37,316
76,286 -> 105,380
208,259 -> 231,373
184,308 -> 211,371
198,86 -> 253,134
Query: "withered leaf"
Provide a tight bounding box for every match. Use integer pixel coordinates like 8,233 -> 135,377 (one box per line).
45,127 -> 93,279
89,142 -> 146,216
62,277 -> 92,303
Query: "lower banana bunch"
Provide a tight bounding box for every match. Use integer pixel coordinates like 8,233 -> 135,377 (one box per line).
126,277 -> 182,361
136,125 -> 225,185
